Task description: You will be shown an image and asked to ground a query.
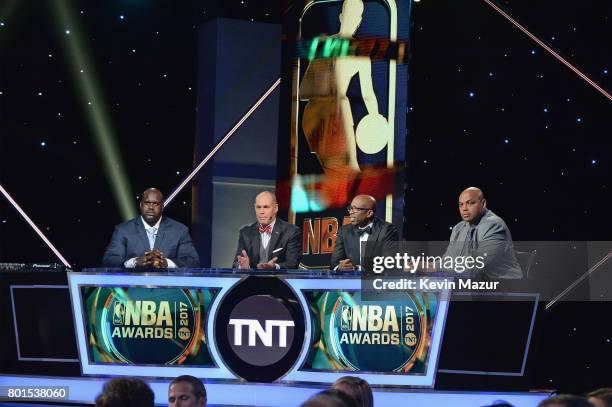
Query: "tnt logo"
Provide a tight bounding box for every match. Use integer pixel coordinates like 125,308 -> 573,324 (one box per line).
229,319 -> 295,347
226,295 -> 297,367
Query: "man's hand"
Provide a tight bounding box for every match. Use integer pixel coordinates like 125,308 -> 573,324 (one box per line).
337,259 -> 355,271
135,251 -> 156,267
136,250 -> 168,268
149,250 -> 168,268
257,257 -> 278,270
135,255 -> 151,267
236,250 -> 250,269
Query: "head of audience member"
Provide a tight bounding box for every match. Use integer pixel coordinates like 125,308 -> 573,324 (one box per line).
482,402 -> 515,407
140,188 -> 164,226
254,191 -> 278,227
538,394 -> 595,407
348,195 -> 376,227
332,376 -> 373,407
94,377 -> 154,407
587,388 -> 612,407
458,187 -> 487,224
301,389 -> 358,407
168,375 -> 207,407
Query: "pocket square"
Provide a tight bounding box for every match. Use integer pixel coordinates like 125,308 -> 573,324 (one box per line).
272,247 -> 284,254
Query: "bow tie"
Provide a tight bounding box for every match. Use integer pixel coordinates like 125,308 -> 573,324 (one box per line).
357,226 -> 372,236
258,224 -> 272,234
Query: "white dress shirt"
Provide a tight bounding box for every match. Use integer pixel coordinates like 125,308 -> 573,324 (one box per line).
260,219 -> 276,250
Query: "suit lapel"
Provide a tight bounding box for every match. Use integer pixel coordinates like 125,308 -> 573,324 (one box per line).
153,218 -> 167,251
268,220 -> 283,255
134,218 -> 151,252
349,227 -> 361,264
249,224 -> 261,264
366,218 -> 381,243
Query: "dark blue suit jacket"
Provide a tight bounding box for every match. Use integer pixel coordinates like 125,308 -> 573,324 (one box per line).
102,216 -> 200,268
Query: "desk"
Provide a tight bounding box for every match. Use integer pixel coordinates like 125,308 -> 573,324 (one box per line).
68,269 -> 449,387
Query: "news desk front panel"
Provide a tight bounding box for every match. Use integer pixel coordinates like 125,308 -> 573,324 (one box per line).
68,269 -> 450,387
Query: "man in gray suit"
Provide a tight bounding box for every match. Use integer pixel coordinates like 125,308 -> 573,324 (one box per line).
442,187 -> 522,279
102,188 -> 200,268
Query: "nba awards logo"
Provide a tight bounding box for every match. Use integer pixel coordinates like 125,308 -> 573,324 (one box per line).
101,288 -> 200,364
329,293 -> 424,372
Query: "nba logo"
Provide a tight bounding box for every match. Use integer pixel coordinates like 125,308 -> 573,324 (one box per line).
340,305 -> 352,331
113,301 -> 125,325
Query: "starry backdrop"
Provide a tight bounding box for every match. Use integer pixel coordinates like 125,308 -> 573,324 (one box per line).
0,0 -> 610,395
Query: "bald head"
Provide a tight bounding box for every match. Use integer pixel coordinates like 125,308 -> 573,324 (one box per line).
255,191 -> 277,205
352,194 -> 376,209
458,187 -> 486,224
139,188 -> 164,226
254,191 -> 278,226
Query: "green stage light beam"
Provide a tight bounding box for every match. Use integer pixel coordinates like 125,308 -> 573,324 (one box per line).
54,0 -> 135,220
0,0 -> 20,48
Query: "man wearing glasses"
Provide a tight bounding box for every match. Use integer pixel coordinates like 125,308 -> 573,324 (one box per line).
331,194 -> 399,271
102,188 -> 200,268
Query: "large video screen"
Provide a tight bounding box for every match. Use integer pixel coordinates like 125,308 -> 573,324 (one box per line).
280,0 -> 411,269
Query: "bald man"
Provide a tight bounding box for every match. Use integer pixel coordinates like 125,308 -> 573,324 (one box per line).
232,191 -> 301,269
442,187 -> 522,279
102,188 -> 200,268
331,194 -> 399,271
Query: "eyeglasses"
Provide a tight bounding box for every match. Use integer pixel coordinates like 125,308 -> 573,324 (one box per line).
347,205 -> 371,213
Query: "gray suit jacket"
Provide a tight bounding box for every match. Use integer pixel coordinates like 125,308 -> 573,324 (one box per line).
102,216 -> 200,268
330,217 -> 399,270
232,219 -> 301,269
444,209 -> 522,279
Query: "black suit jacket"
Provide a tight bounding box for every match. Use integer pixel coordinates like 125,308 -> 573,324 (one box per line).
102,216 -> 200,268
330,217 -> 399,269
232,219 -> 301,269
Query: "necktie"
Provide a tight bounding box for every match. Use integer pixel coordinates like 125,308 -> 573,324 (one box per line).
147,227 -> 158,249
461,226 -> 475,256
259,224 -> 272,234
357,226 -> 372,236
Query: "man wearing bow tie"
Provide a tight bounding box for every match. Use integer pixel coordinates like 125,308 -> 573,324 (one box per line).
233,191 -> 301,270
102,188 -> 200,268
331,194 -> 399,271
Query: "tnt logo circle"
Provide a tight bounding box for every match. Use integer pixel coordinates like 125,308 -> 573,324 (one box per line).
227,295 -> 295,367
404,332 -> 417,346
178,327 -> 192,340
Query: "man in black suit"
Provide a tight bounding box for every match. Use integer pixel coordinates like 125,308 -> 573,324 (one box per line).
233,191 -> 301,270
102,188 -> 200,268
331,194 -> 399,271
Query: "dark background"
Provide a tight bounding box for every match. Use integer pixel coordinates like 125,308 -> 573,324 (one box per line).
1,0 -> 610,395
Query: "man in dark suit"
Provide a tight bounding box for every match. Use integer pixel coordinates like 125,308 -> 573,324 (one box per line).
331,194 -> 399,271
102,188 -> 200,268
233,191 -> 301,269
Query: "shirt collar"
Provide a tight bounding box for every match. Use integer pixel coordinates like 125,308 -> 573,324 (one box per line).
468,208 -> 488,227
359,221 -> 374,230
141,216 -> 162,230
